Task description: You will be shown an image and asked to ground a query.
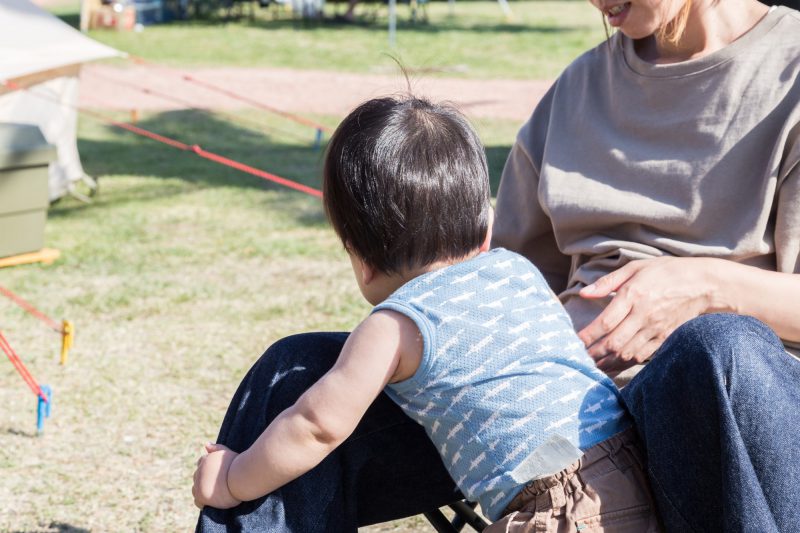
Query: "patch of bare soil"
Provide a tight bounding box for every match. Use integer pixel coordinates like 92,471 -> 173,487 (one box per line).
79,64 -> 552,123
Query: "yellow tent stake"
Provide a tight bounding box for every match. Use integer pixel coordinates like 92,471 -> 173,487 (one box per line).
60,320 -> 74,365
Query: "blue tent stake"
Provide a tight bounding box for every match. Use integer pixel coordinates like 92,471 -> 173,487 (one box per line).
313,128 -> 323,150
36,385 -> 52,434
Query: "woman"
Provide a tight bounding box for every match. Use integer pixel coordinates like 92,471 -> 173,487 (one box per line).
197,0 -> 800,530
490,0 -> 800,528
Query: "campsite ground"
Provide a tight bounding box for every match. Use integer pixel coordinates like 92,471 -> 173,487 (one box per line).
79,64 -> 553,122
1,2 -> 604,531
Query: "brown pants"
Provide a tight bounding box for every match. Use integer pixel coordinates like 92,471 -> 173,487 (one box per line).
485,429 -> 661,533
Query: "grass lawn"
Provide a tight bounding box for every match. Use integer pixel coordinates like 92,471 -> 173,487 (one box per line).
0,109 -> 521,531
52,0 -> 605,79
1,1 -> 603,529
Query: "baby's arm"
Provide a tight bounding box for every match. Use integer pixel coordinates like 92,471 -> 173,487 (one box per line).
192,309 -> 422,508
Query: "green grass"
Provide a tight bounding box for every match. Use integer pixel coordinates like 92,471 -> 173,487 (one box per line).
0,2 -> 596,529
57,0 -> 606,79
0,109 -> 521,531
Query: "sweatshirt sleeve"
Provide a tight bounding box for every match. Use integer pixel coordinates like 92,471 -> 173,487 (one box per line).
492,85 -> 571,294
775,121 -> 800,355
775,122 -> 800,275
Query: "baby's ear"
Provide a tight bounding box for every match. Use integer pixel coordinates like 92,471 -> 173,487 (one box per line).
480,207 -> 495,252
360,260 -> 376,285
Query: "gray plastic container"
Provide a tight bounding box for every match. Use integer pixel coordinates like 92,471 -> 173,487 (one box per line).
0,123 -> 56,258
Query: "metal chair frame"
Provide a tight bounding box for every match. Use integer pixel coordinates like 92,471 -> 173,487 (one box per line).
423,500 -> 490,532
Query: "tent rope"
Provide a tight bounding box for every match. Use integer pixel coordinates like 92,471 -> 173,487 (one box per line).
0,284 -> 75,365
3,81 -> 324,199
0,330 -> 48,402
130,56 -> 334,134
0,284 -> 63,333
87,69 -> 315,144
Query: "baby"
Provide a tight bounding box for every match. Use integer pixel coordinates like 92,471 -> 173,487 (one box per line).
193,96 -> 660,531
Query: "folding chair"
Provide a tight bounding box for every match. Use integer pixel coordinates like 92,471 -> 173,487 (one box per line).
424,500 -> 490,532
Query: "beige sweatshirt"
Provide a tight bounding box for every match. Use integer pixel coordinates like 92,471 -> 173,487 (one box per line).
492,7 -> 800,357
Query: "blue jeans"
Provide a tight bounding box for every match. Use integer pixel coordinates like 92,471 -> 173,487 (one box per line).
621,314 -> 800,532
196,332 -> 461,533
196,315 -> 799,532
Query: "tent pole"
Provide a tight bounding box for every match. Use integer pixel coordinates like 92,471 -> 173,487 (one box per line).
80,0 -> 92,31
388,0 -> 397,48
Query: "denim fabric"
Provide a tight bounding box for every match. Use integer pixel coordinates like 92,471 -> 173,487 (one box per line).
197,315 -> 800,533
622,314 -> 800,532
195,332 -> 461,533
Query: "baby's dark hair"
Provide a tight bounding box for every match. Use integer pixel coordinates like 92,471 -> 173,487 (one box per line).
323,96 -> 491,274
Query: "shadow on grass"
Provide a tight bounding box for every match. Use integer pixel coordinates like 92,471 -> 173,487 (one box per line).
10,522 -> 91,533
486,145 -> 512,195
152,14 -> 582,35
80,109 -> 326,189
49,1 -> 584,34
242,16 -> 580,34
65,110 -> 323,196
4,427 -> 38,438
49,109 -> 329,223
54,12 -> 81,29
73,107 -> 509,190
56,108 -> 508,222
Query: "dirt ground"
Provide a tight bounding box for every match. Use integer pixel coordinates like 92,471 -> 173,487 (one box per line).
39,1 -> 554,121
79,63 -> 551,123
17,2 -> 554,532
58,57 -> 551,533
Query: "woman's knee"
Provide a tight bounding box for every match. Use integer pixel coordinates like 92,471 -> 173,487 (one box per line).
242,332 -> 348,407
673,313 -> 778,349
250,331 -> 348,382
627,314 -> 786,403
220,332 -> 349,441
657,313 -> 780,373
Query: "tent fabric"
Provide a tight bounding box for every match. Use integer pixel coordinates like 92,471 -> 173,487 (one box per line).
0,0 -> 122,201
0,0 -> 120,82
0,77 -> 85,201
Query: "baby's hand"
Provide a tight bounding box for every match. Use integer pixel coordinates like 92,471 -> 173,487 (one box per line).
192,443 -> 242,509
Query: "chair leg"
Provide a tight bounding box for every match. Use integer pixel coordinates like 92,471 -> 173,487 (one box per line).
424,509 -> 460,533
449,500 -> 489,531
424,500 -> 490,532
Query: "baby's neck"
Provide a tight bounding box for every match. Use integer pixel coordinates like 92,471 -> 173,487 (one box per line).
371,249 -> 486,305
415,249 -> 484,277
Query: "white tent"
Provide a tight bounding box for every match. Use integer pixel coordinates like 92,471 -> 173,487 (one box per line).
0,0 -> 122,201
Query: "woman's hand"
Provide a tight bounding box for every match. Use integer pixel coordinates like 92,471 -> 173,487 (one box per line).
577,257 -> 719,375
192,443 -> 242,510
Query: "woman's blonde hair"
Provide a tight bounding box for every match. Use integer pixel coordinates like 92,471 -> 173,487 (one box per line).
602,0 -> 693,46
657,0 -> 693,45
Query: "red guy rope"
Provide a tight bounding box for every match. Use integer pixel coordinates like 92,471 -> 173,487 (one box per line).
182,75 -> 334,133
0,284 -> 63,333
0,330 -> 48,402
88,70 -> 314,144
189,145 -> 323,197
130,56 -> 334,134
3,81 -> 323,199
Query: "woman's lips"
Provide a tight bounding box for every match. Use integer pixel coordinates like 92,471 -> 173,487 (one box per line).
605,2 -> 631,27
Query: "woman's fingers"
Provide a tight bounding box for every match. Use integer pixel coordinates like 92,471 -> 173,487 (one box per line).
594,325 -> 659,372
578,261 -> 652,349
589,308 -> 647,366
579,257 -> 715,374
578,295 -> 632,350
579,261 -> 643,299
